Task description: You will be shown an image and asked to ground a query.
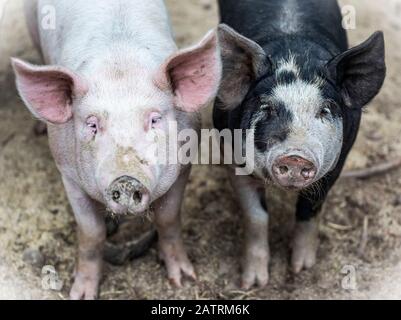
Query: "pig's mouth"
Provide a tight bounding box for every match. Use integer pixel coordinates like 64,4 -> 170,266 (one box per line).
271,178 -> 316,191
105,205 -> 152,218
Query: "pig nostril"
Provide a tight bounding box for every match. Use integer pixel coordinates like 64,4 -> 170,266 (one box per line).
279,166 -> 288,175
301,168 -> 314,180
112,191 -> 121,201
133,191 -> 143,204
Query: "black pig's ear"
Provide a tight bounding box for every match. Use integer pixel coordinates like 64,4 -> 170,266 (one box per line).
326,31 -> 386,109
217,24 -> 271,110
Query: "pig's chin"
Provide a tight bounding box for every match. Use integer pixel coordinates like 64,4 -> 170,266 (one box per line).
106,207 -> 148,217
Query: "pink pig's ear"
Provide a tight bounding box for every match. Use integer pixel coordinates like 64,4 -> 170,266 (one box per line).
11,58 -> 88,124
155,29 -> 222,113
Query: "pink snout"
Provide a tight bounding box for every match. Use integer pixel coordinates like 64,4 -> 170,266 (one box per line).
106,176 -> 150,215
272,155 -> 317,189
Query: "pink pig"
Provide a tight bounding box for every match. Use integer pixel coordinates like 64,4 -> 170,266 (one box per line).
13,0 -> 221,299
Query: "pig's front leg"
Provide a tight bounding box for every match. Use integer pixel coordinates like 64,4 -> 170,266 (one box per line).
229,171 -> 269,289
292,149 -> 350,273
291,195 -> 323,273
62,176 -> 106,300
154,168 -> 196,287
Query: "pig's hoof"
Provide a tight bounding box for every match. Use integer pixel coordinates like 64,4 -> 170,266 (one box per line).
291,220 -> 319,274
166,256 -> 196,288
159,242 -> 196,288
291,241 -> 317,274
241,254 -> 269,290
69,276 -> 99,300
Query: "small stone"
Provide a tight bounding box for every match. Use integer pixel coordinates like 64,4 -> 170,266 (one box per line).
393,196 -> 401,207
200,0 -> 212,10
49,208 -> 59,215
365,130 -> 382,141
23,249 -> 45,268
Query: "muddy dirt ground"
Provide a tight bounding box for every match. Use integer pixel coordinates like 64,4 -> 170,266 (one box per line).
0,0 -> 401,300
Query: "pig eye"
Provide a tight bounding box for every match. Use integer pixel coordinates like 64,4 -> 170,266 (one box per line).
150,112 -> 163,129
261,104 -> 277,118
86,116 -> 98,135
319,106 -> 331,118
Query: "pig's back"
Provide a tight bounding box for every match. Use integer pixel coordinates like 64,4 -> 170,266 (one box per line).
36,0 -> 177,71
219,0 -> 348,52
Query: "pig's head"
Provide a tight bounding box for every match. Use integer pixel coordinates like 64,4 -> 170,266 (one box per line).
217,24 -> 385,190
12,30 -> 221,214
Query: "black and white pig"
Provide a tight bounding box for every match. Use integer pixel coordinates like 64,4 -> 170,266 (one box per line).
214,0 -> 386,289
13,0 -> 221,299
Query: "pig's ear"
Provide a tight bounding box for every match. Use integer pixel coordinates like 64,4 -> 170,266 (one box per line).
11,58 -> 88,124
217,24 -> 271,110
326,31 -> 386,109
155,29 -> 222,113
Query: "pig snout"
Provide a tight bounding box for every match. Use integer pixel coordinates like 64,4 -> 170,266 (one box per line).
272,155 -> 317,189
106,176 -> 150,215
